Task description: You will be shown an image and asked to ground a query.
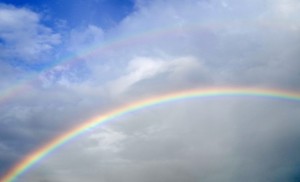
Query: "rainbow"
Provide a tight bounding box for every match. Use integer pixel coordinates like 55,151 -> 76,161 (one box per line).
1,87 -> 300,182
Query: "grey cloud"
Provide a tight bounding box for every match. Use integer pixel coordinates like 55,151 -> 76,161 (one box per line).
19,98 -> 300,182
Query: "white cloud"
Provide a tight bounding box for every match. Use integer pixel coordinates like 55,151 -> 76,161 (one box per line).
0,4 -> 61,62
108,56 -> 208,95
68,25 -> 104,52
109,57 -> 168,94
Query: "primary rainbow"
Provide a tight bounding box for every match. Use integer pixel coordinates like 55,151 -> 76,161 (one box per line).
1,87 -> 300,182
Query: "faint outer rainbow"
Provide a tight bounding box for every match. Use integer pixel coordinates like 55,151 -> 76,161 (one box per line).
0,20 -> 283,105
0,23 -> 204,105
1,87 -> 300,182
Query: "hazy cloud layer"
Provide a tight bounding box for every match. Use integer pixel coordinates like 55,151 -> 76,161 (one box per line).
0,0 -> 300,182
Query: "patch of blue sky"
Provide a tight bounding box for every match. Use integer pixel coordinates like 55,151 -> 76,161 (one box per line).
0,37 -> 4,43
8,56 -> 91,83
7,58 -> 54,72
1,0 -> 135,29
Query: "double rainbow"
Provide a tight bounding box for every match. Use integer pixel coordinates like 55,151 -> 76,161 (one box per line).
1,87 -> 300,182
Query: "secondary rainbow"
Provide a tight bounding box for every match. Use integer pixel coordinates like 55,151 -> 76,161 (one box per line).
0,20 -> 286,105
0,23 -> 202,105
1,87 -> 300,182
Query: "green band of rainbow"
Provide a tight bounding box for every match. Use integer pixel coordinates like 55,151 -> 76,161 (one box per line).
1,87 -> 300,182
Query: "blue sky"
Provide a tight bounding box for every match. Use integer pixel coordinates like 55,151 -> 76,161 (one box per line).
0,0 -> 135,71
1,0 -> 135,28
0,0 -> 300,181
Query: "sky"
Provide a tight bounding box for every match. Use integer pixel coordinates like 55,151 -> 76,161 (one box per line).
0,0 -> 300,181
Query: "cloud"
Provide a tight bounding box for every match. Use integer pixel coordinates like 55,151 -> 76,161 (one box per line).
67,25 -> 104,52
0,4 -> 61,63
19,99 -> 300,182
108,56 -> 207,95
96,0 -> 300,89
271,0 -> 300,18
1,0 -> 300,182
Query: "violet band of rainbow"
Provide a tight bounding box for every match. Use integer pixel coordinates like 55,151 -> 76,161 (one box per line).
1,87 -> 300,182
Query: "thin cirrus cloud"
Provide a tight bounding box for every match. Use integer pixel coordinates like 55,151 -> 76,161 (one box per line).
0,0 -> 300,182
